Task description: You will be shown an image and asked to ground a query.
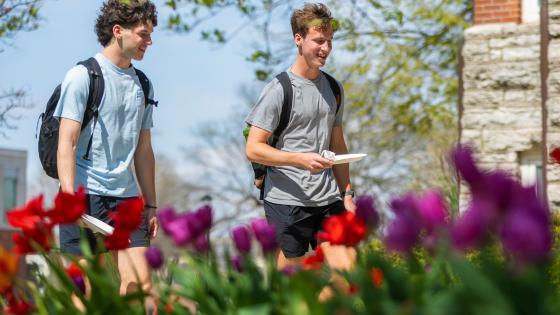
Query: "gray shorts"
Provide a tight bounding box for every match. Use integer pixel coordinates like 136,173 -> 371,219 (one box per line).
59,194 -> 150,255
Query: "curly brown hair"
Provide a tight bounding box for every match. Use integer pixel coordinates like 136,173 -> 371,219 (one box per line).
95,0 -> 158,47
290,3 -> 335,38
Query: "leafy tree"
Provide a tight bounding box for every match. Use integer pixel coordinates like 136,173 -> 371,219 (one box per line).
0,0 -> 43,136
0,0 -> 42,48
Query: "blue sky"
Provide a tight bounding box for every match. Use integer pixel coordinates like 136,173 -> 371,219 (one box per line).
0,0 -> 271,188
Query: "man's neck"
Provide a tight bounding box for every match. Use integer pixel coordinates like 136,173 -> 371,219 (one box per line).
101,44 -> 132,69
290,56 -> 321,80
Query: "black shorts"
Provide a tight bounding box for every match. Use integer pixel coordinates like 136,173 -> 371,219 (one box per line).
264,200 -> 345,258
59,194 -> 150,255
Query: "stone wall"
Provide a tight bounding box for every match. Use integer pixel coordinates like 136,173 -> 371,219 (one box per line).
549,0 -> 560,209
461,22 -> 545,207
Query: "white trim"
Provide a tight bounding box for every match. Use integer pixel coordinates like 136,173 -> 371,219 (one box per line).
522,0 -> 540,23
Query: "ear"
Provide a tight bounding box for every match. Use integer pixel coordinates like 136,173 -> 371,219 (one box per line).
112,24 -> 124,40
294,33 -> 304,47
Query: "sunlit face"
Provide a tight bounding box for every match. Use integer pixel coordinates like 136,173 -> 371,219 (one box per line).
117,21 -> 154,61
295,26 -> 333,69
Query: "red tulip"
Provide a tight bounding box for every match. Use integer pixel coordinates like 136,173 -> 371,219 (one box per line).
104,230 -> 131,250
316,211 -> 367,246
110,197 -> 144,231
47,187 -> 86,224
303,246 -> 325,270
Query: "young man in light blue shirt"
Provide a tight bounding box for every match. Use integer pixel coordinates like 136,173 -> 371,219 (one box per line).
55,0 -> 158,300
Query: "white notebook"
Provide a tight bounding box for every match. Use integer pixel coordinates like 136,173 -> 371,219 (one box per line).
80,214 -> 114,236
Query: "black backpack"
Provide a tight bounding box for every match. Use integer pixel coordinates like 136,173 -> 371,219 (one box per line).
246,70 -> 342,199
38,57 -> 157,179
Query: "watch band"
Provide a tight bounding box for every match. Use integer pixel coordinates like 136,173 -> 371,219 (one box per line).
341,190 -> 355,198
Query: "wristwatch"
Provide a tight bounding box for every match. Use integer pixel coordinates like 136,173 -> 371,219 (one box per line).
341,190 -> 355,198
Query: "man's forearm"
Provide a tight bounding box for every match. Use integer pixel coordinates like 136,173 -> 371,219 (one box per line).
57,142 -> 76,193
333,164 -> 351,194
247,142 -> 302,167
330,136 -> 351,193
134,148 -> 156,206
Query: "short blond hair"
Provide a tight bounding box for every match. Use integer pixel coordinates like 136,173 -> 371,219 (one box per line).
290,3 -> 336,38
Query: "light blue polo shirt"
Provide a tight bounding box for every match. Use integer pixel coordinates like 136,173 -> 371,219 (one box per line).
54,53 -> 154,197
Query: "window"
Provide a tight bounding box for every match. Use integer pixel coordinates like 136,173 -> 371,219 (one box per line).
3,168 -> 18,214
519,148 -> 545,201
522,0 -> 541,23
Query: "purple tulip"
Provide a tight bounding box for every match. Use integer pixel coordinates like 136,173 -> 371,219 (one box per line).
145,245 -> 164,269
72,276 -> 86,295
355,195 -> 379,227
231,225 -> 252,254
451,203 -> 487,250
158,207 -> 177,235
449,144 -> 553,263
196,205 -> 213,231
281,265 -> 299,276
477,171 -> 514,209
250,218 -> 277,253
390,193 -> 418,216
416,190 -> 448,234
231,255 -> 244,272
383,194 -> 422,253
451,146 -> 482,185
166,216 -> 194,246
185,212 -> 205,237
501,209 -> 552,263
193,234 -> 210,253
384,215 -> 420,253
500,186 -> 552,263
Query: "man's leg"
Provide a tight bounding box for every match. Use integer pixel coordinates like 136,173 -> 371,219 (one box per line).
276,249 -> 306,270
117,247 -> 151,294
59,195 -> 100,311
316,201 -> 356,270
116,246 -> 156,314
114,199 -> 154,311
314,201 -> 357,301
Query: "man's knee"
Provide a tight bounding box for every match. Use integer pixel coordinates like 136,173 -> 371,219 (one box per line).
121,277 -> 152,294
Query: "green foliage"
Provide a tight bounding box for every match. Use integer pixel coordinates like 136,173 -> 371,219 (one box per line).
0,0 -> 43,43
23,241 -> 149,315
4,210 -> 560,314
549,212 -> 560,289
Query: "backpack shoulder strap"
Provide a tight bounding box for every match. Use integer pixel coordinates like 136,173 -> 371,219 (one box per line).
321,71 -> 342,114
77,57 -> 104,160
271,71 -> 292,148
134,67 -> 158,107
77,57 -> 104,131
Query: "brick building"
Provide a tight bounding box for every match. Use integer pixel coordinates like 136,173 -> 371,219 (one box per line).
460,0 -> 560,211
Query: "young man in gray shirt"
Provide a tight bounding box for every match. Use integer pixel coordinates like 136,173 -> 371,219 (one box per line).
245,3 -> 356,269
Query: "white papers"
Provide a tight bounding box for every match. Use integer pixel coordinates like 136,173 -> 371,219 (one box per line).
321,150 -> 367,165
80,214 -> 114,236
332,153 -> 367,165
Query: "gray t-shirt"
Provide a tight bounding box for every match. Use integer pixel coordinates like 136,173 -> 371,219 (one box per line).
245,70 -> 344,207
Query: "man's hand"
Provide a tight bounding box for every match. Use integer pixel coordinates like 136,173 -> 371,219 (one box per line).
297,153 -> 334,173
344,195 -> 357,212
147,208 -> 159,240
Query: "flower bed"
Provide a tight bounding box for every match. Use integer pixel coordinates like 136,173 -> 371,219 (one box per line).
1,146 -> 560,314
